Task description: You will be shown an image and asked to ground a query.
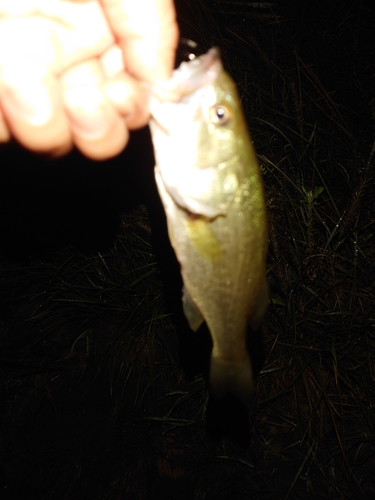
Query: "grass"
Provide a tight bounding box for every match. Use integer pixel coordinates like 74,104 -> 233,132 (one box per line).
1,1 -> 375,498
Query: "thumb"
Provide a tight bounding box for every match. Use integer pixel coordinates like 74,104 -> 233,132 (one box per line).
101,0 -> 179,83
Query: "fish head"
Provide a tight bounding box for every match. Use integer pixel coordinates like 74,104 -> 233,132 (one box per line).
149,48 -> 250,219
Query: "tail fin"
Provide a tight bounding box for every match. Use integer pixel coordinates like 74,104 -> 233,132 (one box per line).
209,354 -> 254,403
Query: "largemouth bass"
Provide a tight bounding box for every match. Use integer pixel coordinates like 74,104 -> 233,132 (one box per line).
149,47 -> 268,402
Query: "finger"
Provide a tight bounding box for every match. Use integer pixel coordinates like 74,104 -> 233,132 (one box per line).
0,57 -> 72,156
0,17 -> 72,155
0,1 -> 115,70
0,109 -> 11,143
61,58 -> 129,160
104,77 -> 150,131
101,0 -> 179,83
100,45 -> 150,129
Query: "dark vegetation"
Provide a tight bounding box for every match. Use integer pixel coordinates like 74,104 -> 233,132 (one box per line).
1,1 -> 375,498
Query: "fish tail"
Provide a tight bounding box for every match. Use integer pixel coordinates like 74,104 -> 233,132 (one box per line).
209,354 -> 254,403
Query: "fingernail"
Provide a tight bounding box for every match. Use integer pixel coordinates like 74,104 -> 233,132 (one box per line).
64,86 -> 109,140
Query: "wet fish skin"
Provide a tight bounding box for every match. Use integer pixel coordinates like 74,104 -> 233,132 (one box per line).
149,48 -> 268,402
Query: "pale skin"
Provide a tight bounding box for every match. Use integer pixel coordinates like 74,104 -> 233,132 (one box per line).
0,0 -> 179,160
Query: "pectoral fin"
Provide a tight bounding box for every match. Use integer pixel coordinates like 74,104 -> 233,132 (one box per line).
182,287 -> 204,331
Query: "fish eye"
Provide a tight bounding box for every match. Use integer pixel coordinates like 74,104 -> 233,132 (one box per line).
210,104 -> 232,125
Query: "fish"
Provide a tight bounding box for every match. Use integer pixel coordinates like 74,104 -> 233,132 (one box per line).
149,47 -> 268,402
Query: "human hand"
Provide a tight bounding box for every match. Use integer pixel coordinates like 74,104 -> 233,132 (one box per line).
0,0 -> 178,160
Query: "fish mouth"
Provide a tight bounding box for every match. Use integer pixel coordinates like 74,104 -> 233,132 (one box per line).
151,48 -> 223,102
